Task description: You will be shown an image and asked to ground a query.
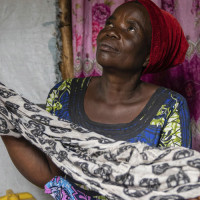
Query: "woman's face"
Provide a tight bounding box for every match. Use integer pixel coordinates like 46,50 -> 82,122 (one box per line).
96,2 -> 152,73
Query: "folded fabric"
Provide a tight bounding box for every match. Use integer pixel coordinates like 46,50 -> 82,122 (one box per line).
0,82 -> 200,200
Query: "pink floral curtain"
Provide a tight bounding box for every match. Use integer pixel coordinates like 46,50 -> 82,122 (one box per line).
72,0 -> 200,151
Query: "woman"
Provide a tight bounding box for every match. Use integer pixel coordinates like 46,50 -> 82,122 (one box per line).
1,0 -> 197,199
46,0 -> 190,148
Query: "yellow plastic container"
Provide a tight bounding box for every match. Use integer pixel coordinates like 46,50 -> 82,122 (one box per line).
0,190 -> 36,200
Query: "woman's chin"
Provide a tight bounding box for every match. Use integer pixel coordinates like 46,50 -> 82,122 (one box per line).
96,56 -> 117,69
96,61 -> 115,70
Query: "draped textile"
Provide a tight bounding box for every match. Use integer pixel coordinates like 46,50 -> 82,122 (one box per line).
71,0 -> 200,151
1,83 -> 200,199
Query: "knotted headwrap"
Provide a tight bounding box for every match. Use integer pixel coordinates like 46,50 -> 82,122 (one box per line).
128,0 -> 189,74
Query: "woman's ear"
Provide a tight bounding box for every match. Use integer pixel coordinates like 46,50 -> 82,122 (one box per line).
143,55 -> 150,67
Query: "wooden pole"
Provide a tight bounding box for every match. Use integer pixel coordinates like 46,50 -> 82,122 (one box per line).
59,0 -> 74,79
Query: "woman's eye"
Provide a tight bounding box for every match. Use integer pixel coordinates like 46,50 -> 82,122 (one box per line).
105,21 -> 113,28
127,26 -> 136,32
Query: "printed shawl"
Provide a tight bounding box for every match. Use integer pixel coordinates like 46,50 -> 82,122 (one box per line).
0,82 -> 200,200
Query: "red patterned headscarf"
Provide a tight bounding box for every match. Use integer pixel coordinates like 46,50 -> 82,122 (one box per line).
127,0 -> 189,74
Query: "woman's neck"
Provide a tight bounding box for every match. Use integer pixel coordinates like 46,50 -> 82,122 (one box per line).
97,70 -> 143,104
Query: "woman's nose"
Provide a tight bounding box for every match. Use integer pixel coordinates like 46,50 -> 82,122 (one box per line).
106,28 -> 120,39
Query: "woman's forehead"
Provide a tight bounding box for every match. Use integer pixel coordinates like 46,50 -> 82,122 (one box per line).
112,2 -> 149,20
110,2 -> 151,31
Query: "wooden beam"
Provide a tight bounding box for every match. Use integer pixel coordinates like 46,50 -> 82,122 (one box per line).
59,0 -> 74,79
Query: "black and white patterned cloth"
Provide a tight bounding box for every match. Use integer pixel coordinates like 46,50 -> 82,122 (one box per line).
0,82 -> 200,200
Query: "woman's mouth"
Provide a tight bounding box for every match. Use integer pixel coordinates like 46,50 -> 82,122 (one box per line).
99,43 -> 119,53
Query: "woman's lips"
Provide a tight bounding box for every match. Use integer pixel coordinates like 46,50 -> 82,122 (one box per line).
99,43 -> 119,53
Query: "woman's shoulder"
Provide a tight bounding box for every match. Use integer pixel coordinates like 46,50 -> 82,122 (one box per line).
144,82 -> 188,109
153,86 -> 189,112
46,77 -> 90,113
144,81 -> 185,99
161,87 -> 187,102
49,77 -> 90,93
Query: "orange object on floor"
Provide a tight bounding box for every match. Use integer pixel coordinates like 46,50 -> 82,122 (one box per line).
0,190 -> 36,200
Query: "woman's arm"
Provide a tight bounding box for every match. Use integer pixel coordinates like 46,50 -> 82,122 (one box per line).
1,136 -> 64,188
0,81 -> 72,188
